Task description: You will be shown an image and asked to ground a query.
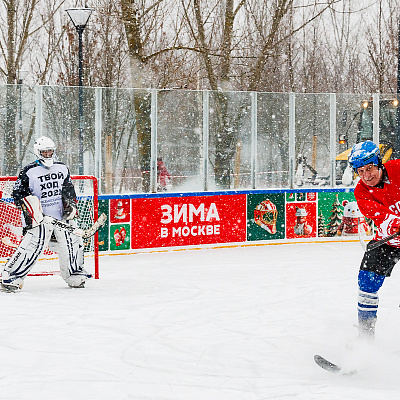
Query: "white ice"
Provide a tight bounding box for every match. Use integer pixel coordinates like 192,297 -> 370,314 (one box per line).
1,241 -> 400,399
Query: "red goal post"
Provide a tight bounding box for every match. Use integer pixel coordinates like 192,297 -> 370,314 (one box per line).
0,175 -> 100,279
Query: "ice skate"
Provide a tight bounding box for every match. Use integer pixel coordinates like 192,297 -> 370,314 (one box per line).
358,317 -> 376,340
0,282 -> 21,293
68,281 -> 85,288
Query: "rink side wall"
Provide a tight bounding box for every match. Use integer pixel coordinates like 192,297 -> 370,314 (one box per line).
97,188 -> 368,252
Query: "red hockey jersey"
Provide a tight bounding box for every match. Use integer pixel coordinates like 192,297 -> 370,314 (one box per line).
354,159 -> 400,247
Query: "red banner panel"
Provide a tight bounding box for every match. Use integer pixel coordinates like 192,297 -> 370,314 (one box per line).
285,201 -> 317,239
131,195 -> 247,248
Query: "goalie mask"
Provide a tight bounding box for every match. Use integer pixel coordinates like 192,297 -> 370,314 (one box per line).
34,136 -> 56,168
254,199 -> 278,234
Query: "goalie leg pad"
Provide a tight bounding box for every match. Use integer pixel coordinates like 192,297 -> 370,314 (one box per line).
2,224 -> 51,287
50,225 -> 89,287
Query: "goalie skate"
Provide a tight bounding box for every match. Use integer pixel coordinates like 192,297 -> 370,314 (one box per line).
0,282 -> 21,293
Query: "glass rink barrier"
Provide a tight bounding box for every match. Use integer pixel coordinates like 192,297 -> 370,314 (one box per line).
0,84 -> 397,194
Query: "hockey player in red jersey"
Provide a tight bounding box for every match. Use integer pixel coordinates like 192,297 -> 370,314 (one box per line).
349,140 -> 400,338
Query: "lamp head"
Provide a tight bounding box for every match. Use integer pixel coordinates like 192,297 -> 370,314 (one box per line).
66,8 -> 93,29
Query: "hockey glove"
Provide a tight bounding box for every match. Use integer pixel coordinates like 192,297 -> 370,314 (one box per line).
387,217 -> 400,235
63,200 -> 79,220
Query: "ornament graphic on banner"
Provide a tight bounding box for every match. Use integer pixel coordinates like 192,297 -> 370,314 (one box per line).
254,199 -> 278,234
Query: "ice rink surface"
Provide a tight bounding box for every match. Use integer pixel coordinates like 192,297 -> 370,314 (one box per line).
1,241 -> 400,399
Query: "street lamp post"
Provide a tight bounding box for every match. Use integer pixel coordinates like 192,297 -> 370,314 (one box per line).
66,8 -> 93,175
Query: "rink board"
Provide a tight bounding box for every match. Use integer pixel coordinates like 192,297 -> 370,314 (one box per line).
97,188 -> 373,252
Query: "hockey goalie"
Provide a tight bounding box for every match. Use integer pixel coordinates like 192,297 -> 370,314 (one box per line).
1,136 -> 91,292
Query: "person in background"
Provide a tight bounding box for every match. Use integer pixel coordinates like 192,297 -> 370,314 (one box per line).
157,157 -> 171,191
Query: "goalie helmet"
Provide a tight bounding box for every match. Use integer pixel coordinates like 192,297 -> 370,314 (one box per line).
34,136 -> 56,168
348,140 -> 381,173
254,199 -> 278,234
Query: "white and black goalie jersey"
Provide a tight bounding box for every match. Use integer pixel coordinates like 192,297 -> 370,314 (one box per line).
13,161 -> 77,223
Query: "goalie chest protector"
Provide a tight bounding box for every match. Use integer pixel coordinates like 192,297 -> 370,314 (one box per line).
13,162 -> 75,221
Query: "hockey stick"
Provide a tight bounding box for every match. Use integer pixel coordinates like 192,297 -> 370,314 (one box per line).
43,213 -> 107,239
358,221 -> 367,251
0,196 -> 106,239
368,231 -> 400,251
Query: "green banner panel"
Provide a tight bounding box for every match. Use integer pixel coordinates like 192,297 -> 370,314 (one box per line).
98,199 -> 109,251
247,193 -> 285,241
110,223 -> 131,250
317,192 -> 357,237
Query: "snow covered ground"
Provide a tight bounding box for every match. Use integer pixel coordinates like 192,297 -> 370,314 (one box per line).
1,241 -> 400,399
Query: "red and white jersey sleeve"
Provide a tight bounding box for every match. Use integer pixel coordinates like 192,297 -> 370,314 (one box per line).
354,159 -> 400,247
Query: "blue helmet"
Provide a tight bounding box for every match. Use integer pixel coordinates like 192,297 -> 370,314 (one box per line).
348,141 -> 381,172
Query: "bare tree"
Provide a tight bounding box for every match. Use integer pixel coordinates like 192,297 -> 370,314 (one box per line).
0,0 -> 67,174
362,0 -> 398,94
119,0 -> 177,192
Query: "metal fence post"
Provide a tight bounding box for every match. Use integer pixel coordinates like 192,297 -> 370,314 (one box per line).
35,85 -> 43,138
289,93 -> 295,189
95,87 -> 102,191
372,93 -> 380,145
251,91 -> 257,189
150,89 -> 158,193
330,93 -> 336,187
203,90 -> 209,191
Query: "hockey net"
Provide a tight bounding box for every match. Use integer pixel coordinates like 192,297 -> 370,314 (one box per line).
0,176 -> 99,279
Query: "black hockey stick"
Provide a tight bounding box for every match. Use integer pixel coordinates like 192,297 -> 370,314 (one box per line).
0,198 -> 106,240
43,213 -> 107,239
368,231 -> 400,251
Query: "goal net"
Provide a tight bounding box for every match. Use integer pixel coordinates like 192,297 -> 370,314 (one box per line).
0,175 -> 100,279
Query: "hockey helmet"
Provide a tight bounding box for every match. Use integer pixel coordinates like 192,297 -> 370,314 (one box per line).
348,140 -> 381,173
254,199 -> 278,234
34,136 -> 56,168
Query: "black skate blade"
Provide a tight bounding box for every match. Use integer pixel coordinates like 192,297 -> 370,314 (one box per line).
314,355 -> 341,373
314,354 -> 356,375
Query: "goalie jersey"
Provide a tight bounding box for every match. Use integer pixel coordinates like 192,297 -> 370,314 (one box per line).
12,161 -> 77,222
354,159 -> 400,248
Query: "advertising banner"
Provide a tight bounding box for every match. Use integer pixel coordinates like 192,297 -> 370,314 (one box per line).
247,193 -> 285,241
285,192 -> 317,239
131,194 -> 247,249
98,199 -> 109,252
317,192 -> 372,238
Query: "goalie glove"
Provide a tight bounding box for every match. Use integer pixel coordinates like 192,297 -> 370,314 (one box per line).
63,199 -> 79,220
20,195 -> 44,229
